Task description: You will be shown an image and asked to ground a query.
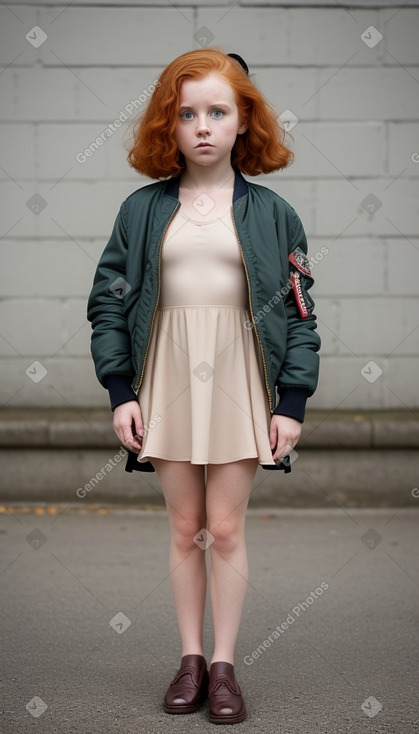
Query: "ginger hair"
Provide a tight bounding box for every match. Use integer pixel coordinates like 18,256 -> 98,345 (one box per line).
124,47 -> 294,179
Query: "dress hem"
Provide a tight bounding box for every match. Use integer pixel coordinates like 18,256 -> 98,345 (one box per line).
138,452 -> 276,466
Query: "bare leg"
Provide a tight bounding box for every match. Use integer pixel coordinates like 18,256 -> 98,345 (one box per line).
151,458 -> 207,656
205,458 -> 258,666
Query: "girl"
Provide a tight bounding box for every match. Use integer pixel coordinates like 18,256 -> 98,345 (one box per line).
87,47 -> 320,724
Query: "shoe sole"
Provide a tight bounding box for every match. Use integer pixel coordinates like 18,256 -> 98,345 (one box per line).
208,705 -> 247,724
163,702 -> 203,714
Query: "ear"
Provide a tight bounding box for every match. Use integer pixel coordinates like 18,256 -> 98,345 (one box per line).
237,121 -> 247,135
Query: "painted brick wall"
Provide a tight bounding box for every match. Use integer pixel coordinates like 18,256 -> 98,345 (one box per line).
1,2 -> 418,411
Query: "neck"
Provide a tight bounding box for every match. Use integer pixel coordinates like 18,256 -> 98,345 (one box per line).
179,160 -> 236,192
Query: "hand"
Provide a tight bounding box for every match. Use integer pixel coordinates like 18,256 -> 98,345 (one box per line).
269,414 -> 302,463
113,400 -> 144,454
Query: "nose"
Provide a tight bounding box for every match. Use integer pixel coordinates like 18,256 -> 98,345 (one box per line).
196,113 -> 211,134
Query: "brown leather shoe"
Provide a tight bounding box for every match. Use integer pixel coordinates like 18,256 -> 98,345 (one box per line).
208,661 -> 247,724
163,654 -> 209,714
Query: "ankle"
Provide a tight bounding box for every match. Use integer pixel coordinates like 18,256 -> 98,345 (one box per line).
181,649 -> 205,658
210,656 -> 234,666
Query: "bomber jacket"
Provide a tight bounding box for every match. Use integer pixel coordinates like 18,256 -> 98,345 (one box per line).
87,167 -> 321,473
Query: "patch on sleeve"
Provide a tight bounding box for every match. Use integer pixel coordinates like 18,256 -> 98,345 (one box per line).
289,247 -> 312,277
291,271 -> 309,318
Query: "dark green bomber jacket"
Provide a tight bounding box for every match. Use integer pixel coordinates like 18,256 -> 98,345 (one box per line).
86,168 -> 321,474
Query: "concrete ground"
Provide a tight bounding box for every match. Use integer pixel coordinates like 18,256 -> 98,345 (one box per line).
0,504 -> 418,734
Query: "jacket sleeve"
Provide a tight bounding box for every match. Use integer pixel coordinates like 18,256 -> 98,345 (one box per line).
273,208 -> 321,422
86,201 -> 136,398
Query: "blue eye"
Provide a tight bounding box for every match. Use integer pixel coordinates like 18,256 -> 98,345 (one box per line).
180,109 -> 225,120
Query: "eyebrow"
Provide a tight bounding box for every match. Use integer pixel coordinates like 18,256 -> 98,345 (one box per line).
178,103 -> 232,111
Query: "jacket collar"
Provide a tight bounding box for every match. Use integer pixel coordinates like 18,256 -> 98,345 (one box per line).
163,167 -> 248,204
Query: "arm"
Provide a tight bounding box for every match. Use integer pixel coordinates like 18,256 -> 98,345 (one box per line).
273,207 -> 321,423
86,201 -> 136,399
86,203 -> 146,450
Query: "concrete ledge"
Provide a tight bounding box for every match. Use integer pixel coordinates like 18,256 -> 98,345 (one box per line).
301,410 -> 419,448
2,408 -> 419,447
1,409 -> 418,507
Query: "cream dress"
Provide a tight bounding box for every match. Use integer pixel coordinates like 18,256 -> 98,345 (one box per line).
135,205 -> 276,467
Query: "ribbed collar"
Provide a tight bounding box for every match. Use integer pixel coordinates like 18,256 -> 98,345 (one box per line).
163,167 -> 248,204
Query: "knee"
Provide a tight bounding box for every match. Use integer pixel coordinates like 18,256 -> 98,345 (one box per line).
170,516 -> 207,553
207,518 -> 244,555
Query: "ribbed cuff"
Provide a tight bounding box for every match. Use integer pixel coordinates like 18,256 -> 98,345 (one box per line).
273,387 -> 309,423
105,374 -> 137,412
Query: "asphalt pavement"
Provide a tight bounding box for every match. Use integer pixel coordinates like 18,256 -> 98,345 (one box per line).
1,504 -> 418,734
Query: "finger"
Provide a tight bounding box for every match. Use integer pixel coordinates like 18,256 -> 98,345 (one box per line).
272,441 -> 293,462
269,422 -> 279,449
127,407 -> 144,449
132,417 -> 145,450
114,418 -> 141,452
121,422 -> 142,452
113,424 -> 125,446
133,421 -> 145,445
130,430 -> 144,452
134,408 -> 144,439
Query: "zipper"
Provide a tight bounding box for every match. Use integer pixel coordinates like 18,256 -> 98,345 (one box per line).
231,205 -> 273,413
133,202 -> 180,395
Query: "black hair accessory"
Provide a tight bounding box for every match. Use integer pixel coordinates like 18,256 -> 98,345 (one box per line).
227,53 -> 249,76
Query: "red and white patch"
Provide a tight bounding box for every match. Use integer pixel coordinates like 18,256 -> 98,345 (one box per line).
291,271 -> 309,318
289,249 -> 312,277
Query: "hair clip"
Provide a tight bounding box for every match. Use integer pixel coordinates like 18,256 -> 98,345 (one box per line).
227,53 -> 249,76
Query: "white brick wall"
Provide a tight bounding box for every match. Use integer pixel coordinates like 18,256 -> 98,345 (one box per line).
1,2 -> 418,411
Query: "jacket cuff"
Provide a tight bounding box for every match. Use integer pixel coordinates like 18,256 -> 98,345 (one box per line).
105,374 -> 138,411
273,387 -> 310,423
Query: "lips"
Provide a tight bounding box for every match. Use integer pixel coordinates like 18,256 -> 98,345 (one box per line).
196,143 -> 213,148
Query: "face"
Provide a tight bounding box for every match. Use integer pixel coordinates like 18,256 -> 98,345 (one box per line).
173,72 -> 247,169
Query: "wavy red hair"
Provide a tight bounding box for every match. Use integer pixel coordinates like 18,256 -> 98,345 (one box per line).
124,47 -> 294,179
